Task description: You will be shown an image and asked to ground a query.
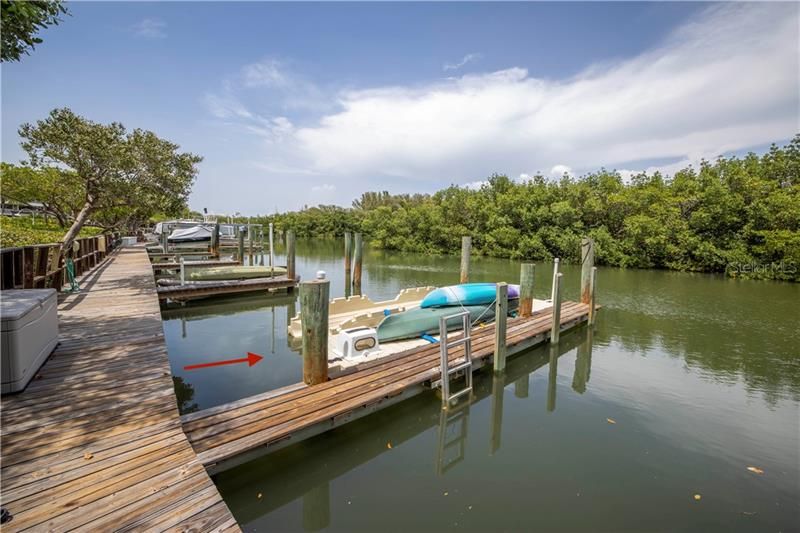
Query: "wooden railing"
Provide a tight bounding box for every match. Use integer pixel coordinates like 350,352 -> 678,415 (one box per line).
0,234 -> 120,291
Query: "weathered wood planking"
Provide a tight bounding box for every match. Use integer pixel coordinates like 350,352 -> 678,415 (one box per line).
156,275 -> 299,301
0,246 -> 240,532
183,301 -> 592,472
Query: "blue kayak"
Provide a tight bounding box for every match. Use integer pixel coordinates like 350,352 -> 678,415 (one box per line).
420,283 -> 520,308
377,301 -> 518,342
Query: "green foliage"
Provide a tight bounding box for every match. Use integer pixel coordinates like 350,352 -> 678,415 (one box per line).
256,136 -> 800,282
0,215 -> 100,247
1,0 -> 68,62
16,107 -> 201,250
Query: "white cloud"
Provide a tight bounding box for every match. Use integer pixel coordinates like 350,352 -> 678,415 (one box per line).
550,164 -> 573,177
131,18 -> 167,39
311,184 -> 336,193
443,53 -> 482,72
289,3 -> 797,184
242,59 -> 289,88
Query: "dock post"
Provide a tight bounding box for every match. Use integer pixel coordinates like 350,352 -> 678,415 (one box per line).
248,223 -> 254,261
352,233 -> 363,295
161,229 -> 168,254
210,223 -> 220,258
269,223 -> 275,276
550,273 -> 563,343
460,236 -> 471,283
344,232 -> 352,273
286,230 -> 296,281
589,266 -> 598,326
180,257 -> 185,286
237,227 -> 245,263
550,258 -> 560,302
301,273 -> 329,385
580,237 -> 594,304
519,263 -> 535,317
493,282 -> 508,373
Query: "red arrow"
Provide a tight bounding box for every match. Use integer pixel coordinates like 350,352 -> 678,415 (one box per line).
183,352 -> 263,371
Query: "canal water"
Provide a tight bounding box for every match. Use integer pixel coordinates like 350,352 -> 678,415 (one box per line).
161,239 -> 799,532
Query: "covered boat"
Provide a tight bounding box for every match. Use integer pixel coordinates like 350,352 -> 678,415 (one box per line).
169,225 -> 212,243
187,265 -> 287,281
420,283 -> 520,308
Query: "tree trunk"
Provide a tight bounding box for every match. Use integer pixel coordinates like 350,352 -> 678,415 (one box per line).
60,199 -> 94,261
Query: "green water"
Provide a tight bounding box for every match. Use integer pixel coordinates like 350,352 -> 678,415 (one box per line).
161,239 -> 799,532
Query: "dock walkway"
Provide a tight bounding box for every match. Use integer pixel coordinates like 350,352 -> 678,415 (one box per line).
0,247 -> 240,531
182,300 -> 591,473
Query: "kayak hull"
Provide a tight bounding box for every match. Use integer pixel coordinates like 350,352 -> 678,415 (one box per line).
420,283 -> 520,308
377,301 -> 518,342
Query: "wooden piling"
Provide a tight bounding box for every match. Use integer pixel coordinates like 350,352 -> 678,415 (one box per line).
550,258 -> 560,302
344,232 -> 352,273
248,223 -> 254,260
493,282 -> 508,373
161,229 -> 168,253
301,275 -> 330,385
237,227 -> 245,262
580,237 -> 595,304
352,233 -> 363,294
210,223 -> 220,257
550,273 -> 563,343
269,223 -> 275,276
180,258 -> 186,286
589,266 -> 598,325
460,236 -> 471,284
286,230 -> 296,281
519,263 -> 535,317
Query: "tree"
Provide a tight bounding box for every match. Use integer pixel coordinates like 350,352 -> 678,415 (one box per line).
18,107 -> 202,256
0,163 -> 83,227
1,0 -> 68,62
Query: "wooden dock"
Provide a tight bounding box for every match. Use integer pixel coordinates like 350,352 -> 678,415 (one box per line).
152,259 -> 241,272
0,247 -> 240,531
156,275 -> 299,301
182,300 -> 591,473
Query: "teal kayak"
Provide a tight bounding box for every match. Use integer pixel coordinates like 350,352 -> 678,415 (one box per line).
377,301 -> 518,342
421,283 -> 520,308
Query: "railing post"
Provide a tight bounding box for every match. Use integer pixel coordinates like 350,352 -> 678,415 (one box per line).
550,273 -> 563,343
580,237 -> 594,304
493,282 -> 508,373
180,257 -> 186,286
550,258 -> 560,302
460,236 -> 471,284
286,230 -> 296,281
301,272 -> 330,385
352,232 -> 363,294
519,263 -> 535,317
589,266 -> 598,326
22,247 -> 34,289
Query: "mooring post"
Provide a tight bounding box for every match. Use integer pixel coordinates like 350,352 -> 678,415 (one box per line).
493,282 -> 508,373
589,266 -> 598,326
237,226 -> 245,263
344,232 -> 352,273
519,263 -> 535,317
269,222 -> 275,276
352,232 -> 363,294
301,272 -> 329,385
180,257 -> 185,286
550,272 -> 563,343
550,258 -> 560,302
210,223 -> 220,258
286,229 -> 296,281
248,223 -> 254,261
161,228 -> 168,253
580,237 -> 595,304
460,236 -> 471,284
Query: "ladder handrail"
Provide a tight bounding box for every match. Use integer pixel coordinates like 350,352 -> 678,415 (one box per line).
438,310 -> 473,408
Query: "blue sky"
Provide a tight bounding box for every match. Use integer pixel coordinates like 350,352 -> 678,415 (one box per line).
2,2 -> 798,214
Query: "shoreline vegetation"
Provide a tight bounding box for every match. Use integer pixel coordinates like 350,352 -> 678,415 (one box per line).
0,216 -> 102,248
252,136 -> 798,282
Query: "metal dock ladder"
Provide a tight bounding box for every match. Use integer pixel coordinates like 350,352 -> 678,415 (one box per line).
437,310 -> 473,408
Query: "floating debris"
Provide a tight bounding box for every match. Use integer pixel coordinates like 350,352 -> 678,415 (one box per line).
257,493 -> 262,499
444,491 -> 449,496
693,494 -> 702,501
606,418 -> 617,424
746,466 -> 764,475
387,442 -> 393,449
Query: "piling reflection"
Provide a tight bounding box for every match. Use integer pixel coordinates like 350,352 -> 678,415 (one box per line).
489,373 -> 504,455
572,328 -> 593,394
547,346 -> 558,413
302,481 -> 330,532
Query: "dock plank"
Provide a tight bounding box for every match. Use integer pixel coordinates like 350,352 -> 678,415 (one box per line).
0,247 -> 240,532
